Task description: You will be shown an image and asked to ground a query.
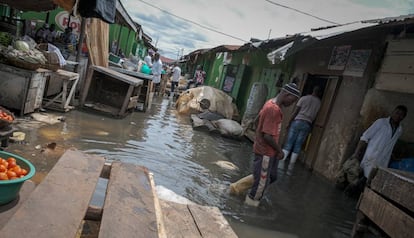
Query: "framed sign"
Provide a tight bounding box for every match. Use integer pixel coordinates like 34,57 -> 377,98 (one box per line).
343,49 -> 371,77
328,45 -> 351,70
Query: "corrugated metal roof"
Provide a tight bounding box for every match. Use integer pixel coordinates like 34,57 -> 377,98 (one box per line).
209,45 -> 241,52
305,21 -> 378,40
267,14 -> 414,64
362,14 -> 414,24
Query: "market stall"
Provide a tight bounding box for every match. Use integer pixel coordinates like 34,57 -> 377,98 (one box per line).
0,63 -> 51,115
80,65 -> 143,118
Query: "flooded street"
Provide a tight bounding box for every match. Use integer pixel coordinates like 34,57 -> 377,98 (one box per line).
7,97 -> 357,238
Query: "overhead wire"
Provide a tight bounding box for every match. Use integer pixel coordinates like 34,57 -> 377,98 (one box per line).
135,0 -> 248,43
264,0 -> 340,25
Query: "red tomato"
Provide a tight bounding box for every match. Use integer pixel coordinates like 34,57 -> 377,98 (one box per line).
1,160 -> 8,169
0,172 -> 8,180
11,166 -> 22,176
6,170 -> 16,178
0,164 -> 6,172
7,160 -> 16,169
20,168 -> 28,176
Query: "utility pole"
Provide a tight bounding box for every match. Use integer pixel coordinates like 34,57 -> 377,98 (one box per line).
268,29 -> 272,39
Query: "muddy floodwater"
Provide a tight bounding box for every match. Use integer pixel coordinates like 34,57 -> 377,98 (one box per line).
7,97 -> 358,238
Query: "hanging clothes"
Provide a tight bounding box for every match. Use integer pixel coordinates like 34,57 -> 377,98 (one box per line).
78,0 -> 117,24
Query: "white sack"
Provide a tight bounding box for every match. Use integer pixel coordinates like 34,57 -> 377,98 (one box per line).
176,86 -> 235,119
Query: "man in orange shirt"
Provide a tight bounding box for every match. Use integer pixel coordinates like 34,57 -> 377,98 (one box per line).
246,83 -> 300,206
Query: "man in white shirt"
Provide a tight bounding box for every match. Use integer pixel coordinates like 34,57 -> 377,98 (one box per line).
357,105 -> 407,177
144,49 -> 154,67
170,64 -> 181,95
151,52 -> 163,95
337,105 -> 407,197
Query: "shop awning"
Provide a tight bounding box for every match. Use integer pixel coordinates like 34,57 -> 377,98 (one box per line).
0,0 -> 57,11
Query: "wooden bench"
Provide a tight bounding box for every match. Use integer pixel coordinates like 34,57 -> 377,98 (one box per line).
0,149 -> 237,237
352,168 -> 414,237
43,69 -> 80,112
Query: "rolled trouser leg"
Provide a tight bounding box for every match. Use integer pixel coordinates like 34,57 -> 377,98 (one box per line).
290,152 -> 299,164
280,149 -> 290,161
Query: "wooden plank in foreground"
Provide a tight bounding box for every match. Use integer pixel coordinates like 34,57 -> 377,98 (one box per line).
1,149 -> 105,238
161,200 -> 202,238
359,187 -> 414,238
99,163 -> 158,238
189,204 -> 238,238
0,180 -> 36,229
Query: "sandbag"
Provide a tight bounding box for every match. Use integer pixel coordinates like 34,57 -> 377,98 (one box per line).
190,114 -> 216,131
175,86 -> 236,119
229,174 -> 254,196
211,119 -> 243,137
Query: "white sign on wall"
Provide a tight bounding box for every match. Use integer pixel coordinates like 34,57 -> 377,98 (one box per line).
55,11 -> 81,36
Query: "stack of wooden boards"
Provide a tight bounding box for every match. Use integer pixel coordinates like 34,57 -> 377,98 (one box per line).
352,168 -> 414,237
0,149 -> 237,238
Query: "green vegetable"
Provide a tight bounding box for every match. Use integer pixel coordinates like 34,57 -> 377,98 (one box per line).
14,40 -> 30,52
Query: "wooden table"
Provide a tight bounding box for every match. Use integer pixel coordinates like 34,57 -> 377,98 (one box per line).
42,69 -> 80,112
81,66 -> 144,117
109,66 -> 153,112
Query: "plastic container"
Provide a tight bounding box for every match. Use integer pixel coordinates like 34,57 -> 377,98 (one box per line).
140,64 -> 151,75
389,158 -> 414,173
0,151 -> 36,205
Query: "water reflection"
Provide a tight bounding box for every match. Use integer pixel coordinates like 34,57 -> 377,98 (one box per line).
12,97 -> 357,237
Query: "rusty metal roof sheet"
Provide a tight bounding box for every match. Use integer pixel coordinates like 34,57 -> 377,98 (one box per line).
267,14 -> 414,64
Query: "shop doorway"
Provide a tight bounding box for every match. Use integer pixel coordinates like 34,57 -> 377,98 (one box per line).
301,74 -> 342,169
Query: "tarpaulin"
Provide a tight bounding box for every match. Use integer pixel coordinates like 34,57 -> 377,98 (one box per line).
52,0 -> 75,12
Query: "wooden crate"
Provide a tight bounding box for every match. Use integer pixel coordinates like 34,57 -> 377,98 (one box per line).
352,168 -> 414,238
0,149 -> 237,238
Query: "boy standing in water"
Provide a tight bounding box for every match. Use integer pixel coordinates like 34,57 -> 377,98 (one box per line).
245,83 -> 300,206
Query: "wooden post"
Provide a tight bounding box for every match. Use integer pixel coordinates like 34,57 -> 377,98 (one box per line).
75,18 -> 86,73
115,25 -> 122,56
125,29 -> 131,56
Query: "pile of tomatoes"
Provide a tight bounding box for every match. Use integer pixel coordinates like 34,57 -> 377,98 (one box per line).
0,157 -> 28,180
0,109 -> 13,122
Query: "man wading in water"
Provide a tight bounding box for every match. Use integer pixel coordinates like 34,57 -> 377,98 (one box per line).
242,83 -> 301,207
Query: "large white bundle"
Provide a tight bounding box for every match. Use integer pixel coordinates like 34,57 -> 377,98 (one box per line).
211,119 -> 243,137
175,86 -> 235,119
